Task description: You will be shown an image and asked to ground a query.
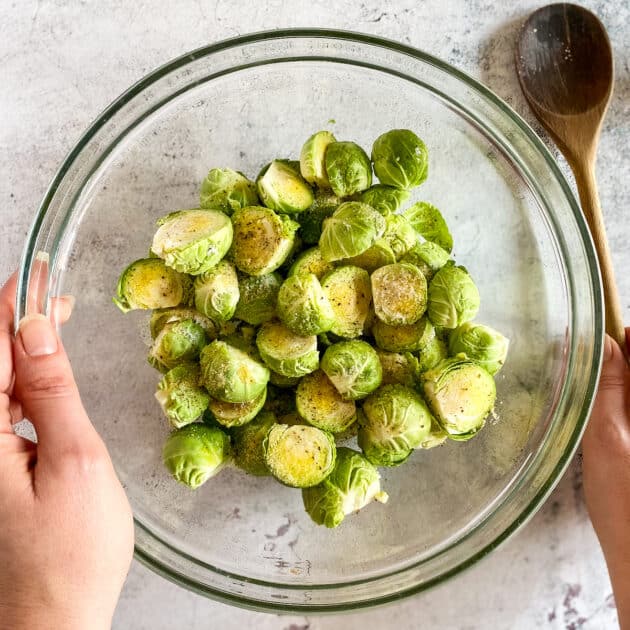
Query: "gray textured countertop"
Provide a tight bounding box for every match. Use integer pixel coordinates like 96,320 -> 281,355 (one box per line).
2,1 -> 629,628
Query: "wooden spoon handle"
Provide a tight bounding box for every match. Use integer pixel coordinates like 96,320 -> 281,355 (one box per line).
572,159 -> 628,358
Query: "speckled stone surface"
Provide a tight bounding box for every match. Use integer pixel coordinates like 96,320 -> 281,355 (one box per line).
1,1 -> 628,628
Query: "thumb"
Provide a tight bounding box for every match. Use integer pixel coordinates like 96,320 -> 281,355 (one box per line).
13,314 -> 102,465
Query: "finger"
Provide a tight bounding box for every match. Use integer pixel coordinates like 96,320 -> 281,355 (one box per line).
9,398 -> 23,424
13,314 -> 103,468
50,295 -> 75,326
0,273 -> 18,397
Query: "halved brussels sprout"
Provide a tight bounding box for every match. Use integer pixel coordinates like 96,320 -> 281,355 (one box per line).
256,321 -> 319,377
300,130 -> 337,188
149,307 -> 218,340
321,340 -> 382,400
371,129 -> 428,190
257,160 -> 314,214
151,209 -> 233,275
324,141 -> 372,197
276,273 -> 335,336
302,447 -> 388,528
359,184 -> 410,216
148,319 -> 207,372
403,202 -> 453,253
448,322 -> 509,375
371,263 -> 427,326
193,260 -> 239,322
321,266 -> 372,338
343,238 -> 396,273
269,370 -> 302,388
206,387 -> 267,428
416,336 -> 448,373
297,190 -> 340,244
162,424 -> 231,489
200,340 -> 270,403
422,356 -> 496,439
200,168 -> 259,214
358,384 -> 432,466
375,350 -> 419,388
427,264 -> 480,329
113,258 -> 192,313
372,315 -> 435,353
401,241 -> 450,281
233,272 -> 281,325
296,369 -> 357,433
419,416 -> 448,450
155,364 -> 210,429
381,214 -> 417,260
263,424 -> 336,488
319,202 -> 386,262
231,410 -> 276,476
288,247 -> 334,279
231,206 -> 299,276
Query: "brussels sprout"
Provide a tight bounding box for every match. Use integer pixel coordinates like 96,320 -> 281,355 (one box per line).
276,273 -> 335,336
263,424 -> 336,488
382,214 -> 418,260
319,202 -> 385,262
371,129 -> 428,190
321,340 -> 382,400
302,447 -> 388,528
151,209 -> 233,275
359,184 -> 410,216
296,370 -> 357,433
288,247 -> 334,279
269,371 -> 302,388
403,202 -> 453,253
256,321 -> 319,377
417,336 -> 448,373
422,356 -> 496,439
257,160 -> 314,214
155,364 -> 210,429
448,322 -> 509,375
321,266 -> 372,339
231,206 -> 299,276
113,258 -> 192,313
297,190 -> 341,244
358,384 -> 432,466
233,272 -> 282,325
372,315 -> 434,353
375,350 -> 419,388
148,319 -> 207,372
324,141 -> 372,197
200,168 -> 259,214
231,410 -> 276,476
193,260 -> 239,322
343,238 -> 396,273
427,264 -> 480,329
162,424 -> 231,489
207,387 -> 267,428
419,416 -> 448,450
300,130 -> 337,188
401,241 -> 450,281
200,340 -> 270,403
150,307 -> 219,340
371,263 -> 427,326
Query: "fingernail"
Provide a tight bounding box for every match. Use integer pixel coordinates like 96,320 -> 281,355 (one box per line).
35,251 -> 50,264
603,336 -> 614,362
18,314 -> 58,356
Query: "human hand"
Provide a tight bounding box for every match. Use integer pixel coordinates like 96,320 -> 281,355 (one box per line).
0,272 -> 134,630
583,330 -> 630,629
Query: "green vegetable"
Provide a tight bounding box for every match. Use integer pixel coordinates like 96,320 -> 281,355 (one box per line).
232,410 -> 276,476
448,322 -> 509,375
416,336 -> 448,373
427,264 -> 480,329
288,247 -> 334,279
155,364 -> 210,428
375,350 -> 419,388
371,129 -> 428,189
233,272 -> 282,325
302,447 -> 388,528
257,160 -> 314,214
401,240 -> 450,281
324,141 -> 372,197
151,209 -> 233,275
403,202 -> 453,253
359,184 -> 410,216
207,387 -> 267,428
263,424 -> 336,488
162,424 -> 231,489
372,315 -> 434,353
371,263 -> 427,326
194,260 -> 239,322
300,130 -> 337,188
200,168 -> 259,214
148,319 -> 207,372
381,214 -> 417,260
343,238 -> 396,273
297,190 -> 340,244
149,307 -> 218,340
256,321 -> 319,377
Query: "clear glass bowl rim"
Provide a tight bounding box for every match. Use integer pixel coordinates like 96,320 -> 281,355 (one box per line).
17,28 -> 604,613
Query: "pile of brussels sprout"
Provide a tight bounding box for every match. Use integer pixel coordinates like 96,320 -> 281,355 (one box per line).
114,129 -> 509,529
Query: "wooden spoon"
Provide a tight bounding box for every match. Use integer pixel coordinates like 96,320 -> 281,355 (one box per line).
515,3 -> 626,355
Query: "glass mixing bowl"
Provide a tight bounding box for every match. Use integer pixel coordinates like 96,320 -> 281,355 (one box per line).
17,30 -> 603,612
